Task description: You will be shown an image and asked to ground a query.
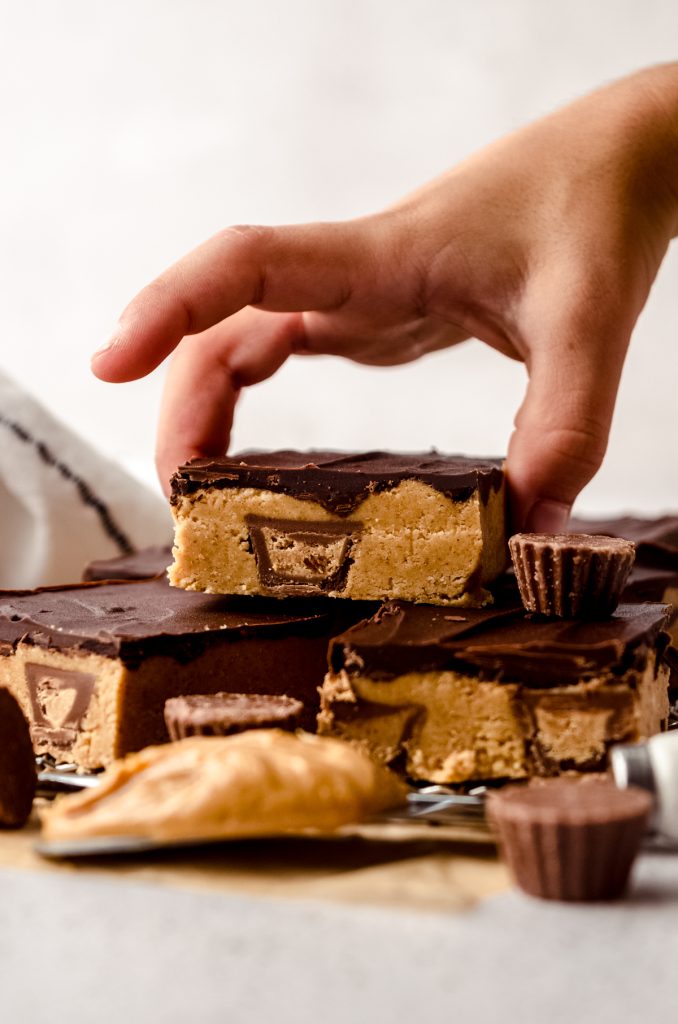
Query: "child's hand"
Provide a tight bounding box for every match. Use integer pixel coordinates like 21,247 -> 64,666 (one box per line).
92,64 -> 678,527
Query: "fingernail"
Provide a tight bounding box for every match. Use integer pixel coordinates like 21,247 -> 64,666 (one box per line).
91,331 -> 121,362
525,499 -> 571,533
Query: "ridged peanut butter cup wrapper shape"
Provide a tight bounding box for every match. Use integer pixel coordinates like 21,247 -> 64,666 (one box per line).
509,533 -> 636,617
487,779 -> 652,901
164,692 -> 304,741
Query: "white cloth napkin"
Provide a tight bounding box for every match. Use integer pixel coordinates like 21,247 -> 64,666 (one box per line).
0,370 -> 172,589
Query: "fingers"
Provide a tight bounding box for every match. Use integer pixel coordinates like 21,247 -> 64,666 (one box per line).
506,301 -> 632,532
91,221 -> 369,383
155,308 -> 304,493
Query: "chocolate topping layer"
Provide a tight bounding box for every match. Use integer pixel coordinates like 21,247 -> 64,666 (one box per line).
170,450 -> 504,515
622,564 -> 678,603
0,578 -> 335,666
83,545 -> 173,582
330,600 -> 671,685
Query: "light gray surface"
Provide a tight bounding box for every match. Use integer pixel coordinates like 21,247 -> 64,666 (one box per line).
2,852 -> 677,1024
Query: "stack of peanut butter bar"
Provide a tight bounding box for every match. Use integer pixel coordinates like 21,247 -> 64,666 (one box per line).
0,451 -> 674,785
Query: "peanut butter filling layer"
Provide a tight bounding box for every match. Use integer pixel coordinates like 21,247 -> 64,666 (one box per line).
318,656 -> 669,783
169,479 -> 506,605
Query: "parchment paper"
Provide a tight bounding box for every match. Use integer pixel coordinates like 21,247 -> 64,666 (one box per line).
0,810 -> 509,914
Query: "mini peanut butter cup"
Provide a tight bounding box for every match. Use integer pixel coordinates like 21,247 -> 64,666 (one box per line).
0,687 -> 37,828
487,778 -> 651,901
509,533 -> 636,618
164,692 -> 304,741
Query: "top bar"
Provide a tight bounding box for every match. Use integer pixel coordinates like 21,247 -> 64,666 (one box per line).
169,450 -> 507,605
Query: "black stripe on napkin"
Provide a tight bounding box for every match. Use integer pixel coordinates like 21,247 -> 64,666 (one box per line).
0,414 -> 134,555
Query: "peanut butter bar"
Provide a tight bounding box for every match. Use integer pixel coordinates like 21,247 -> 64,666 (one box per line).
318,601 -> 671,784
0,577 -> 364,769
169,451 -> 507,605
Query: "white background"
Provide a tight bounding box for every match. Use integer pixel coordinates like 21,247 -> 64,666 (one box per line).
2,0 -> 677,512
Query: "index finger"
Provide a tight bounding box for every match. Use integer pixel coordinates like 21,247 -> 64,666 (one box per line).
91,221 -> 367,383
155,307 -> 304,492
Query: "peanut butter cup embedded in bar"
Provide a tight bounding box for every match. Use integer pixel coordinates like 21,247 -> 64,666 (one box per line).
164,692 -> 303,741
487,778 -> 652,901
169,450 -> 507,605
509,533 -> 636,618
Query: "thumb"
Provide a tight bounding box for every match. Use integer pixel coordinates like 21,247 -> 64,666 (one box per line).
506,321 -> 629,533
